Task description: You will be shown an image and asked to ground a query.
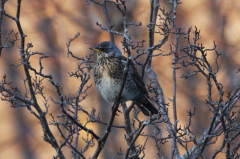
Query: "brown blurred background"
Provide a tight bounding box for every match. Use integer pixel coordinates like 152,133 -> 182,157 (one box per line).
0,0 -> 240,158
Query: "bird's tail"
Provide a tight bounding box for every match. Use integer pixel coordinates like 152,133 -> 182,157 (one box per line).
133,96 -> 158,116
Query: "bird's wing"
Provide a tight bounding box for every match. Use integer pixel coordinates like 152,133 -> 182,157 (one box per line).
120,56 -> 148,94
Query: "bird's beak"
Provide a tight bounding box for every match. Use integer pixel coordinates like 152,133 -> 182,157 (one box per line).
90,47 -> 101,52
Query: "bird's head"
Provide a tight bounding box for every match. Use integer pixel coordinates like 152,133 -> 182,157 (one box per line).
91,41 -> 122,59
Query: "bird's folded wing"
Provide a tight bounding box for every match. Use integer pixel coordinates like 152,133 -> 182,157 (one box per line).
120,56 -> 148,94
129,61 -> 148,94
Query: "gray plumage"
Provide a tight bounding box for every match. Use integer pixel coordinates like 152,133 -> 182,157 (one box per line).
93,41 -> 158,116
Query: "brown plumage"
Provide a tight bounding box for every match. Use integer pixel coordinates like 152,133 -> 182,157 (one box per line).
92,41 -> 158,116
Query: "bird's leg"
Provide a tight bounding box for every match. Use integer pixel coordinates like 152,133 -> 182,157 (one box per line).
111,95 -> 119,112
111,102 -> 123,116
111,102 -> 117,111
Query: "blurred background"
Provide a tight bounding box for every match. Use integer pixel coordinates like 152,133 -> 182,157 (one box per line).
0,0 -> 240,158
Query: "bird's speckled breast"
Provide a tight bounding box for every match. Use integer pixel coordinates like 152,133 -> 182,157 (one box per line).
94,57 -> 137,103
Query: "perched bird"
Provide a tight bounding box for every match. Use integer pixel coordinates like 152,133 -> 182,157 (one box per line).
92,41 -> 158,116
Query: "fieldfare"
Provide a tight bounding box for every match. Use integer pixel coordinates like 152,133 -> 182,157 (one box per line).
92,41 -> 158,116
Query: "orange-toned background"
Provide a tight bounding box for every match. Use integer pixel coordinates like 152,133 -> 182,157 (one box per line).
0,0 -> 240,158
